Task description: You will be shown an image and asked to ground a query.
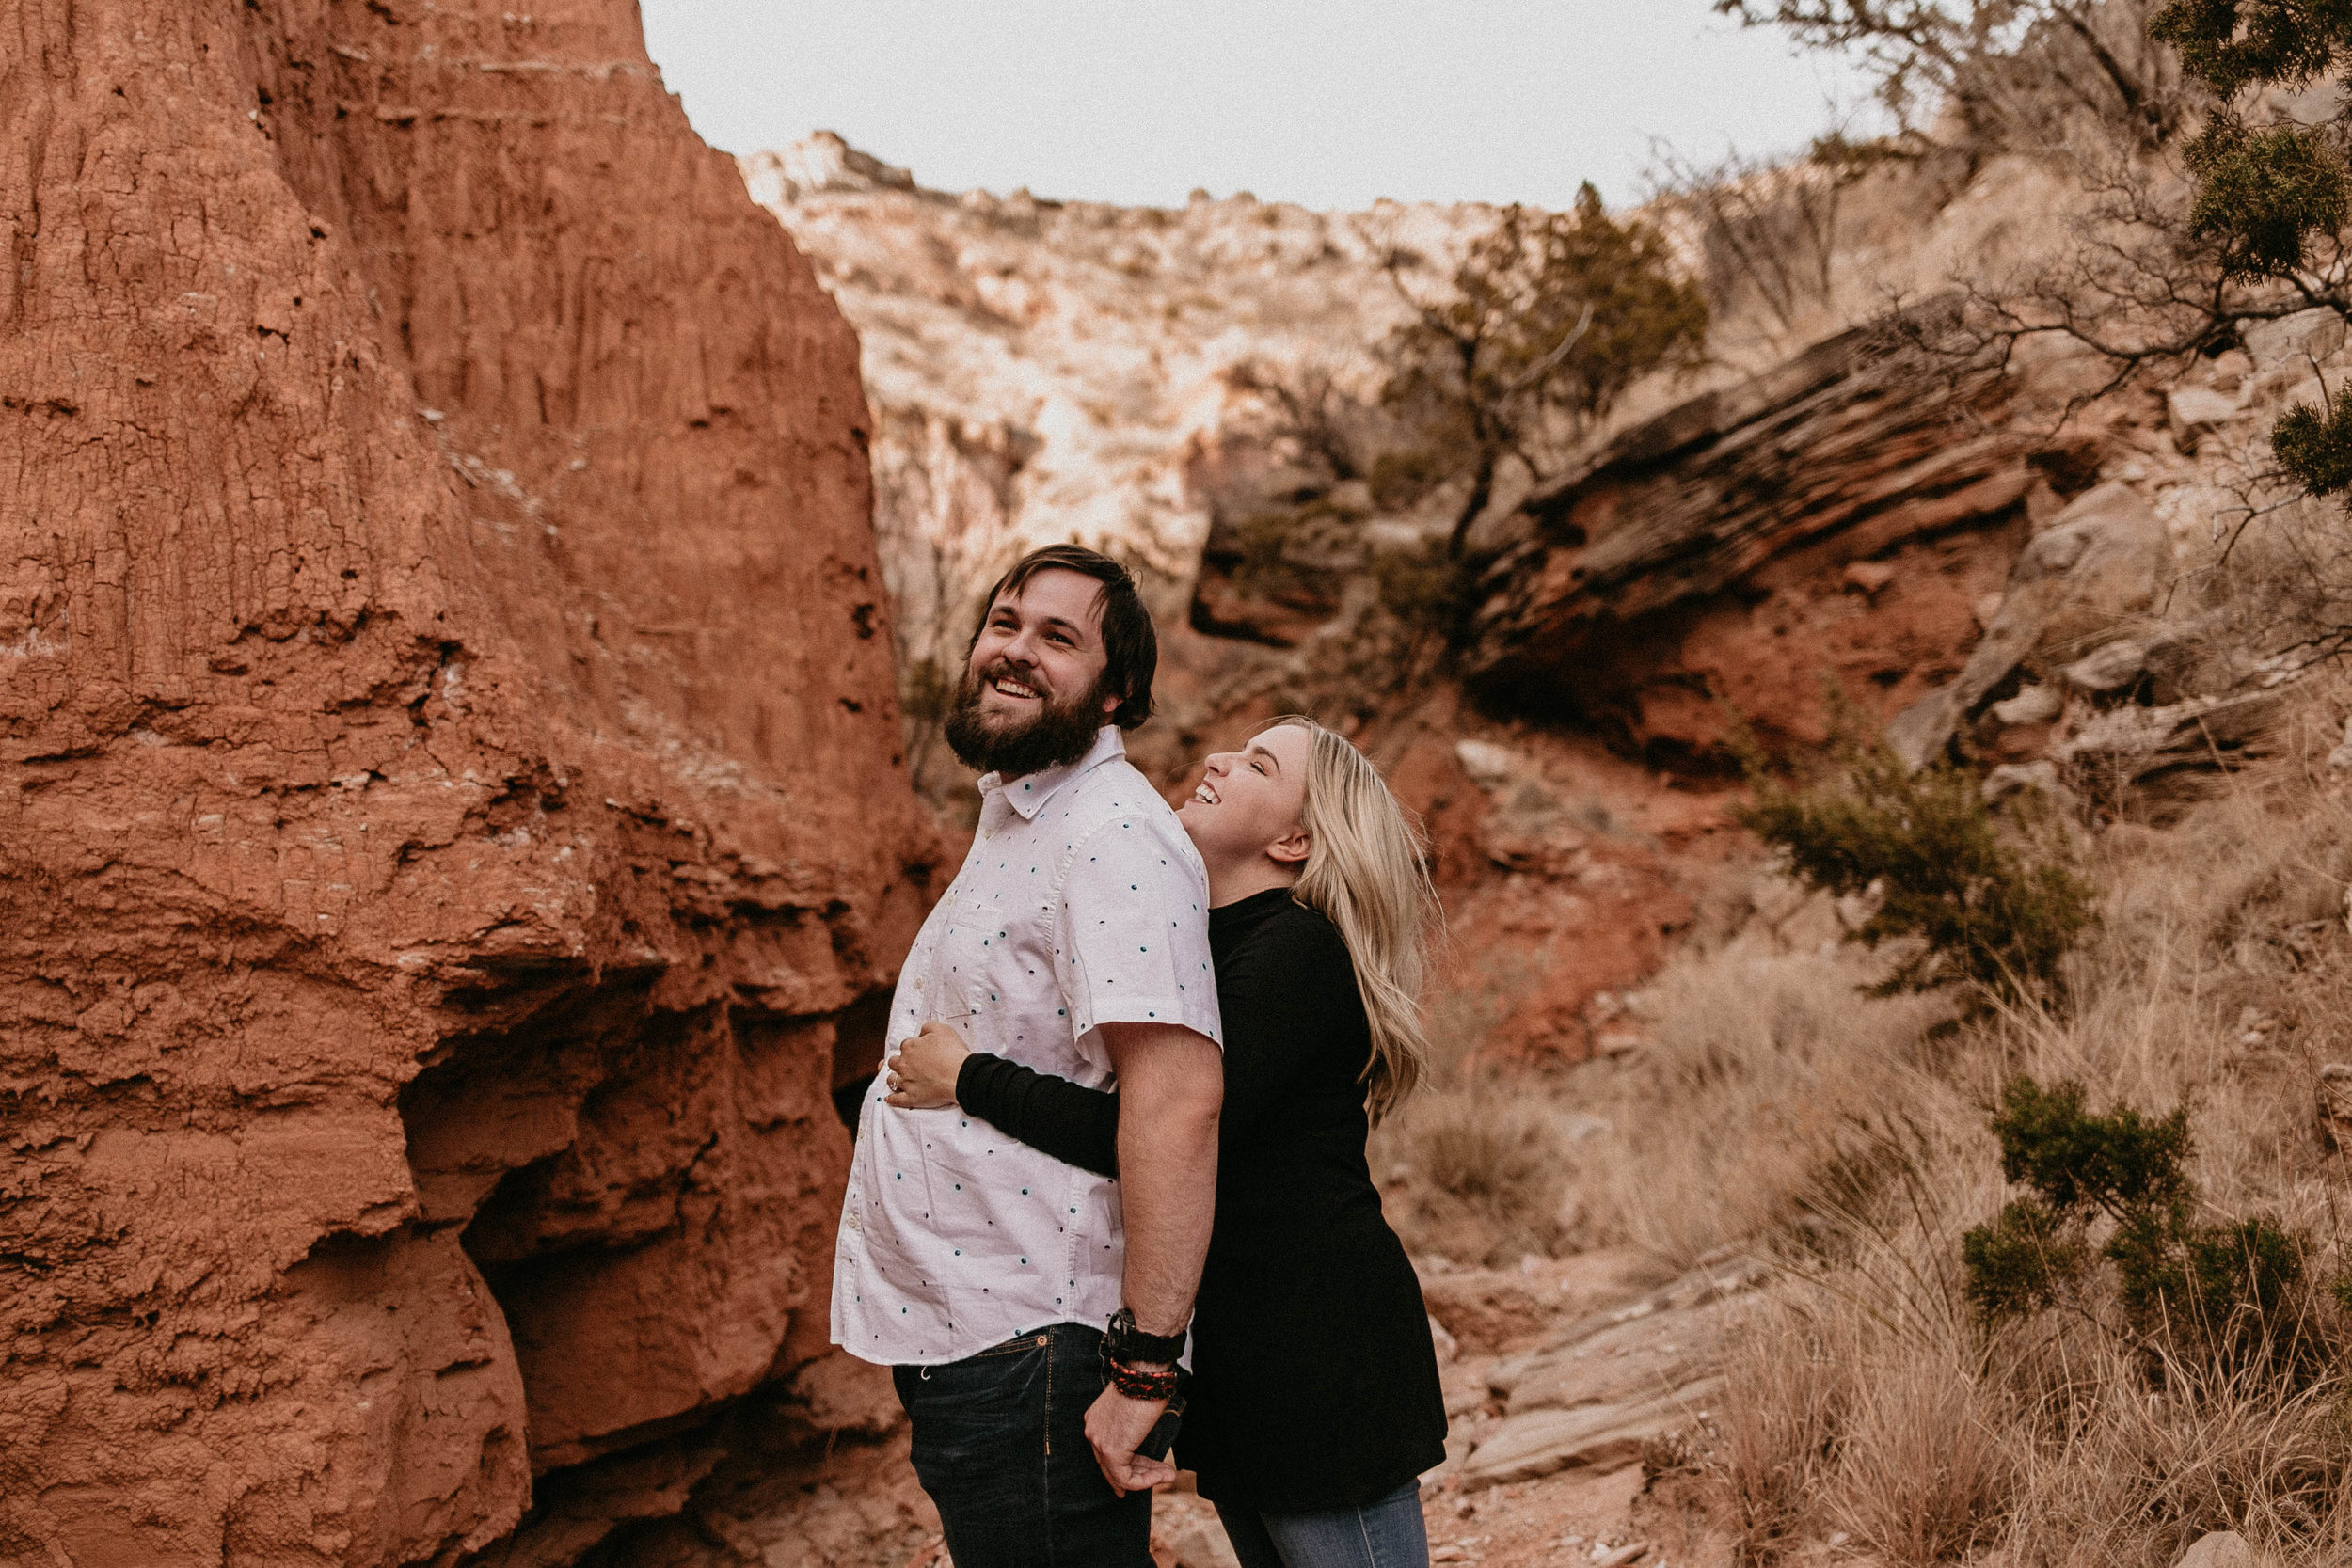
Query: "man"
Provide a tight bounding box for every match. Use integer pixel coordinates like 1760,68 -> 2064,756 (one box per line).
832,545 -> 1223,1567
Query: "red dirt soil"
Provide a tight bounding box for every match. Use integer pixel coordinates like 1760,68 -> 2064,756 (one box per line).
0,3 -> 936,1563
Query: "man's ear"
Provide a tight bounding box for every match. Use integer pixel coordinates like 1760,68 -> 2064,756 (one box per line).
1265,828 -> 1311,866
1099,684 -> 1123,719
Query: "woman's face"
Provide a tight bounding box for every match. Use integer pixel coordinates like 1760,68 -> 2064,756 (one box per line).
1176,723 -> 1311,867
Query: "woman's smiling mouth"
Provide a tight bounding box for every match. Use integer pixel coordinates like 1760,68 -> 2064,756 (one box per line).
1192,782 -> 1219,806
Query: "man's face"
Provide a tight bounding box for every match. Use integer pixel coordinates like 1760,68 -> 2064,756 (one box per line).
943,567 -> 1123,777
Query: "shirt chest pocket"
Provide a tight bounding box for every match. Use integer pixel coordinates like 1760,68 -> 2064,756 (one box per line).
929,911 -> 1001,1021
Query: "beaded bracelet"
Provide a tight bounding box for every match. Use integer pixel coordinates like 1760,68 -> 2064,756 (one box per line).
1104,1357 -> 1179,1402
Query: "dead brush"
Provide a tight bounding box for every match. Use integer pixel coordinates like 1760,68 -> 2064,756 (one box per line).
1992,1330 -> 2352,1567
1678,742 -> 2352,1564
1697,1112 -> 2016,1565
1568,938 -> 1950,1268
1710,1298 -> 1852,1562
1372,1079 -> 1566,1263
1831,1353 -> 2012,1568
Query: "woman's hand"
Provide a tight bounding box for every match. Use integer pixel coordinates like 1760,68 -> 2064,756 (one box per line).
883,1020 -> 970,1109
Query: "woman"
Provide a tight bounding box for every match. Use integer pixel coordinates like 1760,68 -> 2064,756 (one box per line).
884,715 -> 1447,1568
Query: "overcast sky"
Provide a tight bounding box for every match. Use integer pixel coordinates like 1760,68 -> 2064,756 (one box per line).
638,1 -> 1872,212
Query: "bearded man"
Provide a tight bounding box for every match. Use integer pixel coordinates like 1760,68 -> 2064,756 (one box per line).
831,545 -> 1223,1568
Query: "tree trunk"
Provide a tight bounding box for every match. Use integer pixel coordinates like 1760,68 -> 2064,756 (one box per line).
1448,444 -> 1501,558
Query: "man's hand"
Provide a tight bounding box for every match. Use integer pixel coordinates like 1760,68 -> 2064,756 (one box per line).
1085,1383 -> 1178,1497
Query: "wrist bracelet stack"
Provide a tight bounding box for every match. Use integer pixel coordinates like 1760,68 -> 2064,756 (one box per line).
1101,1306 -> 1185,1402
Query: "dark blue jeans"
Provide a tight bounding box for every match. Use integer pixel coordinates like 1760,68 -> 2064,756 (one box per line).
1216,1481 -> 1431,1568
893,1323 -> 1153,1568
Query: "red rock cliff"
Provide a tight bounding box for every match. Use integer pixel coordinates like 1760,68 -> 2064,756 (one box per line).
0,4 -> 935,1563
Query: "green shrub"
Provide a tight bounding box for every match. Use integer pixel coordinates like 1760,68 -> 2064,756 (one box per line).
1989,1075 -> 2192,1217
2149,0 -> 2352,512
1961,1196 -> 2091,1320
1734,714 -> 2098,1006
1963,1076 -> 2329,1383
1377,187 -> 1708,556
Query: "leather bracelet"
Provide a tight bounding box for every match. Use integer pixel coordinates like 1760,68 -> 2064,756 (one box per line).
1103,1306 -> 1186,1367
1104,1356 -> 1179,1402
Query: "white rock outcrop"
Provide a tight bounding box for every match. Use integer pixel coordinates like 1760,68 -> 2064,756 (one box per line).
740,135 -> 1494,681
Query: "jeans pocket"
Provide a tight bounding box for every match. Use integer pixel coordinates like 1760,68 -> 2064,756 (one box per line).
896,1337 -> 1050,1490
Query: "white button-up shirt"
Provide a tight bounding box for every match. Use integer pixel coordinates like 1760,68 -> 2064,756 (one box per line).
832,726 -> 1220,1365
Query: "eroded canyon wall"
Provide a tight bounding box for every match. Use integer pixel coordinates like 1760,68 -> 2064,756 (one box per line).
0,5 -> 934,1564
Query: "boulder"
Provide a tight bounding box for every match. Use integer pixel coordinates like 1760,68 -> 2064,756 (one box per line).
1890,482 -> 2167,767
1459,1379 -> 1722,1488
2175,1530 -> 2271,1568
2242,308 -> 2348,370
2168,387 -> 2245,451
1459,309 -> 2051,758
2056,687 -> 2289,795
1991,684 -> 2064,725
1456,1254 -> 1761,1490
1982,761 -> 2074,811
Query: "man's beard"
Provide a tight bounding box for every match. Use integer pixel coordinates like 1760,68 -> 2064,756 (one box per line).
943,660 -> 1110,777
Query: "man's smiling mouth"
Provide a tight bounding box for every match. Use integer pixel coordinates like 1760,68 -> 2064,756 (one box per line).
988,675 -> 1042,700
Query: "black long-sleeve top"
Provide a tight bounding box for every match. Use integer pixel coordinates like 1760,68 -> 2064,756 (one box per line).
954,885 -> 1447,1514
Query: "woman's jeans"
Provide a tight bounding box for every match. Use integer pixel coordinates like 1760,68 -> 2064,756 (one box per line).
1216,1481 -> 1432,1568
892,1323 -> 1153,1568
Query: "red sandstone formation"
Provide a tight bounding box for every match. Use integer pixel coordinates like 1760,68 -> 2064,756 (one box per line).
1462,318 -> 2102,765
0,4 -> 935,1564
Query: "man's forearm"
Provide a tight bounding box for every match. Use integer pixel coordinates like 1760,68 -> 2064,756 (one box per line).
1101,1022 -> 1221,1339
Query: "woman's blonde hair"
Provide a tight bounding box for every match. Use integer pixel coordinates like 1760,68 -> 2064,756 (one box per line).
1269,716 -> 1438,1126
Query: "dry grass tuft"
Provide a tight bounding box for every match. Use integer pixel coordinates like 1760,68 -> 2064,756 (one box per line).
1373,1079 -> 1568,1264
1830,1353 -> 2011,1567
1712,1299 -> 1851,1561
1567,929 -> 1953,1269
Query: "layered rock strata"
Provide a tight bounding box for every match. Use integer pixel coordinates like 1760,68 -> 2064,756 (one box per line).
1460,316 -> 2088,764
0,5 -> 931,1565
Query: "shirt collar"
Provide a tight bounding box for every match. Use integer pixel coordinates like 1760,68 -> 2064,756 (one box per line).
981,726 -> 1127,820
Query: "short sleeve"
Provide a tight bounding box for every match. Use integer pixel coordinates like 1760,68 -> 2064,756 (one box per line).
1053,815 -> 1222,1049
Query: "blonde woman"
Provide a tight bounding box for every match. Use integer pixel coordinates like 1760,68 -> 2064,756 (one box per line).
885,716 -> 1446,1568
